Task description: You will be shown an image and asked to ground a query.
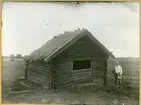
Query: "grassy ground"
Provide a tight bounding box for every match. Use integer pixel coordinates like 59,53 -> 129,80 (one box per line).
2,58 -> 25,93
2,57 -> 139,104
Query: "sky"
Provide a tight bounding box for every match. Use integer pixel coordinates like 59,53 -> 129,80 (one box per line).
2,2 -> 139,57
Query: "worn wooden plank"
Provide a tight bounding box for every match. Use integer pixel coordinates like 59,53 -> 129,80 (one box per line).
56,74 -> 72,78
27,70 -> 49,78
56,80 -> 72,86
28,67 -> 50,74
56,77 -> 72,83
73,77 -> 93,82
28,69 -> 49,76
28,67 -> 50,71
72,72 -> 92,77
72,69 -> 91,72
27,71 -> 47,84
28,67 -> 50,73
93,68 -> 105,71
28,64 -> 51,69
28,64 -> 50,68
56,72 -> 72,76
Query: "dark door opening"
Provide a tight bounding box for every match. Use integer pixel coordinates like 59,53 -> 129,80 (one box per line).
73,60 -> 91,70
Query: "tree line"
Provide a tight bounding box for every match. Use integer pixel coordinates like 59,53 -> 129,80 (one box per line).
3,54 -> 29,59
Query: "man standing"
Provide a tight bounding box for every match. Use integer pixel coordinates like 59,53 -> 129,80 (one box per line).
113,61 -> 123,87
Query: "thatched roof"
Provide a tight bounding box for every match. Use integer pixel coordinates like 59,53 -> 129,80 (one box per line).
27,28 -> 115,62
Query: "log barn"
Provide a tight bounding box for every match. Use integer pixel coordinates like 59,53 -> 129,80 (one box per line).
26,28 -> 115,89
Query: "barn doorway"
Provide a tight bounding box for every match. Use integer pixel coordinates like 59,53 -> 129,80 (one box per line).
72,60 -> 93,83
73,60 -> 91,70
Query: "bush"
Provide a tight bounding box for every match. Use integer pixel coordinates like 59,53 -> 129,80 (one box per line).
16,54 -> 22,58
10,59 -> 15,62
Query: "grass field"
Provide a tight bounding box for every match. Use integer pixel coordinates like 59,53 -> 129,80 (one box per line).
2,57 -> 139,104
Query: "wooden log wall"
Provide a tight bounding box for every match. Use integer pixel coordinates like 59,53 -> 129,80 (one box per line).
104,58 -> 108,86
55,55 -> 107,87
92,59 -> 105,81
51,58 -> 57,89
72,69 -> 92,83
54,56 -> 73,86
91,58 -> 108,85
27,61 -> 52,87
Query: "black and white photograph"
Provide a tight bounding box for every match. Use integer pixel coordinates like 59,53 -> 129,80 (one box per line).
2,2 -> 139,104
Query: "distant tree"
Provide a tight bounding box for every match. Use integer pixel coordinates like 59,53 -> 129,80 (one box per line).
16,54 -> 22,58
9,54 -> 14,58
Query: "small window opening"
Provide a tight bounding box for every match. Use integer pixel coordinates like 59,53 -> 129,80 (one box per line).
73,60 -> 91,70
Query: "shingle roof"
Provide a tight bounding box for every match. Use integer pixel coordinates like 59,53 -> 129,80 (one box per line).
27,28 -> 115,62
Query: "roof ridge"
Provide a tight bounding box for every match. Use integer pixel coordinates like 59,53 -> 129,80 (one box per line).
28,28 -> 115,63
44,29 -> 84,61
29,28 -> 84,62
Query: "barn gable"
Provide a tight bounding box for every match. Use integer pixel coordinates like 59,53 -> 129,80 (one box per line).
27,29 -> 114,63
53,36 -> 109,86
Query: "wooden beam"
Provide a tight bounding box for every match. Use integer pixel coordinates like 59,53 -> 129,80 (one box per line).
51,59 -> 57,89
25,62 -> 28,78
103,58 -> 108,86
